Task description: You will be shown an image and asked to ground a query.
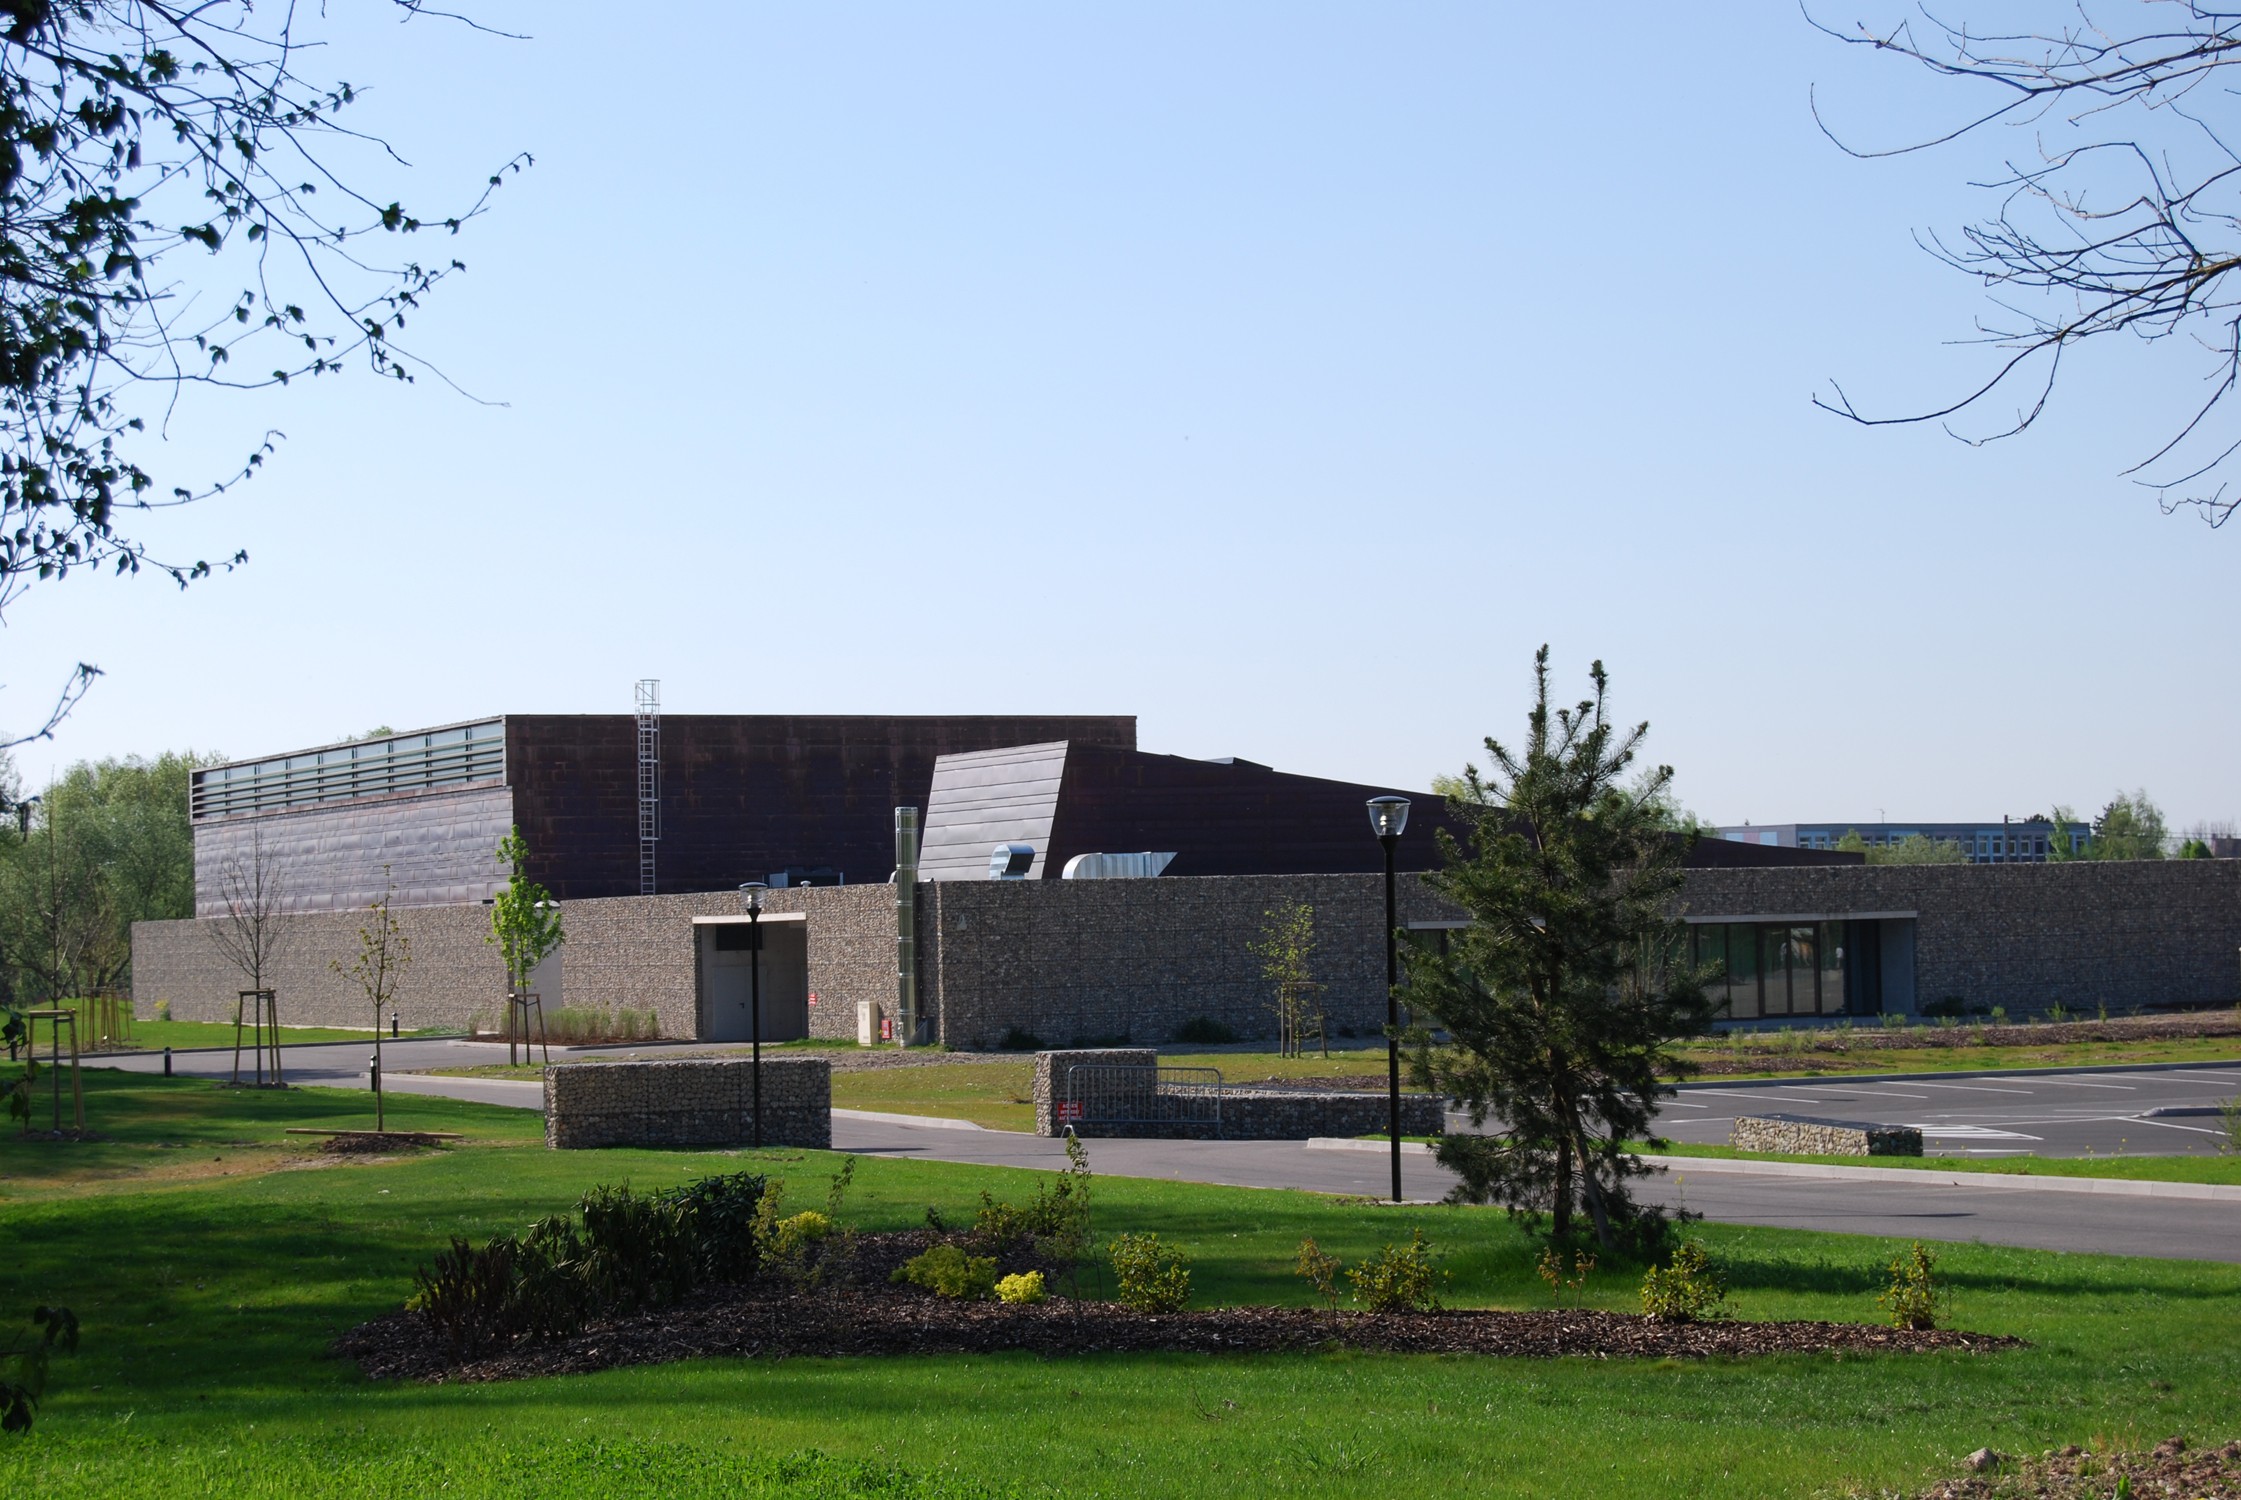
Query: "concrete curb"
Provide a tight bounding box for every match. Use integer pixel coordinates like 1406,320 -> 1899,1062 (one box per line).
832,1107 -> 990,1133
1305,1137 -> 1435,1156
1638,1154 -> 2241,1203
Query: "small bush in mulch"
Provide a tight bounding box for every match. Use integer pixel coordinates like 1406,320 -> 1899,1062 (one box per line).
891,1242 -> 1000,1300
1639,1241 -> 1727,1324
1108,1232 -> 1191,1313
1349,1230 -> 1442,1313
1916,1435 -> 2241,1498
334,1226 -> 2022,1386
318,1132 -> 445,1155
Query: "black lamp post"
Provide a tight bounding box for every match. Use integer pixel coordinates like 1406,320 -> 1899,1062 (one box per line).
739,881 -> 768,1147
1366,794 -> 1410,1203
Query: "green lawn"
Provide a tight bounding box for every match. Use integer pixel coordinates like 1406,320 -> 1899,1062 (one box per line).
32,994 -> 461,1054
832,1060 -> 1038,1130
1644,1140 -> 2241,1185
0,1073 -> 2236,1498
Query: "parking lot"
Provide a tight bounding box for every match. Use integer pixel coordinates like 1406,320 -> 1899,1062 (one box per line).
1659,1065 -> 2241,1157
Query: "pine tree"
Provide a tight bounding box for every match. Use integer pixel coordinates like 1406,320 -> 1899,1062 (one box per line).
1406,648 -> 1712,1252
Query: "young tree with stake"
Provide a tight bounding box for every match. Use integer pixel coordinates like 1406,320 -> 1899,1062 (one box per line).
207,826 -> 291,1085
331,878 -> 409,1133
488,828 -> 563,1064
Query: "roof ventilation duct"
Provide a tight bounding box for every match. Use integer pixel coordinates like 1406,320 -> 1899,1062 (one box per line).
1059,852 -> 1176,880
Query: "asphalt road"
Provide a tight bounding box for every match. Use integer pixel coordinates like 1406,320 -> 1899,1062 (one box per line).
1659,1065 -> 2241,1157
82,1042 -> 2241,1263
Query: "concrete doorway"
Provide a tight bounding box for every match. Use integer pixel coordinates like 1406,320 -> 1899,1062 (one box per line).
696,917 -> 809,1042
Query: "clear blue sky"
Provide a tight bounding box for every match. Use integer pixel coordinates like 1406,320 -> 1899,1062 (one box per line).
5,2 -> 2232,831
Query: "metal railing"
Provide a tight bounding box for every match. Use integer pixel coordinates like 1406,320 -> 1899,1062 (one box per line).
1060,1064 -> 1222,1135
192,719 -> 505,820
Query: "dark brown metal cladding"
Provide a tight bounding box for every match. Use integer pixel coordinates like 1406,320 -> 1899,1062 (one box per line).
1039,745 -> 1462,878
952,742 -> 1865,881
503,715 -> 1137,899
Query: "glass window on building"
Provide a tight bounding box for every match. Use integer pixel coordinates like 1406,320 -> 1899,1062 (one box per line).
1819,920 -> 1846,1013
1727,924 -> 1760,1018
1690,920 -> 1868,1020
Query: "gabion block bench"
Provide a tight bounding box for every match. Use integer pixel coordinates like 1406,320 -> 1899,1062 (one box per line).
544,1056 -> 831,1150
1729,1113 -> 1923,1157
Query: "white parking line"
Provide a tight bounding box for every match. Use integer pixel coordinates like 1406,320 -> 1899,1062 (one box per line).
2020,1078 -> 2138,1091
1907,1124 -> 2044,1141
1909,1081 -> 2034,1095
2160,1070 -> 2241,1085
1815,1087 -> 1931,1101
1703,1091 -> 1830,1105
2125,1116 -> 2221,1137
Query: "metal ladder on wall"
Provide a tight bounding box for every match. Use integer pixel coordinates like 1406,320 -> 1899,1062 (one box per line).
635,679 -> 660,896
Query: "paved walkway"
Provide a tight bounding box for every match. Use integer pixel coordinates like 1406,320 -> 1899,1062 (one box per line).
84,1043 -> 2241,1263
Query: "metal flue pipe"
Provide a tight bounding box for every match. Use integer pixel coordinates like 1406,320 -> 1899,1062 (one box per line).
895,807 -> 920,1047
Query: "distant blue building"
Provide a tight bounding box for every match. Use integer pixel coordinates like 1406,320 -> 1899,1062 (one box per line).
1713,819 -> 2091,863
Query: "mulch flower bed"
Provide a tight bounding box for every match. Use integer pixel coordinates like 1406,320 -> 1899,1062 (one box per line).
317,1131 -> 445,1155
333,1231 -> 2019,1385
1917,1436 -> 2241,1498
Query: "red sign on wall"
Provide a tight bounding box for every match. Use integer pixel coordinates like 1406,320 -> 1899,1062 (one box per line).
808,992 -> 819,1007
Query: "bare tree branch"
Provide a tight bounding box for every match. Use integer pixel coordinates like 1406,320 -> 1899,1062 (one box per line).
1812,1 -> 2241,525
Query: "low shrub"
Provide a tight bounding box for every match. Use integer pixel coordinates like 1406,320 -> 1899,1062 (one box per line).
150,999 -> 171,1023
510,1217 -> 598,1339
995,1026 -> 1043,1052
543,1006 -> 663,1045
656,1171 -> 766,1282
1172,1016 -> 1238,1045
410,1170 -> 766,1351
0,1305 -> 79,1435
1639,1241 -> 1728,1323
409,1235 -> 527,1354
576,1184 -> 696,1312
970,1191 -> 1032,1247
1536,1246 -> 1596,1309
995,1271 -> 1046,1305
1349,1230 -> 1441,1314
1108,1232 -> 1190,1314
891,1243 -> 999,1300
1065,1032 -> 1131,1049
777,1210 -> 832,1246
1880,1240 -> 1943,1330
1293,1236 -> 1341,1314
968,1136 -> 1094,1272
750,1160 -> 859,1291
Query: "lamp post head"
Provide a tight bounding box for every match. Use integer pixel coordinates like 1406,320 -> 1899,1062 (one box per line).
1366,795 -> 1411,842
738,881 -> 767,916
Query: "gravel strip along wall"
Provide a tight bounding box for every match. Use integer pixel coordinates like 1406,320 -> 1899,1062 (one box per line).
544,1057 -> 831,1150
1030,1048 -> 1444,1140
1728,1113 -> 1923,1156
